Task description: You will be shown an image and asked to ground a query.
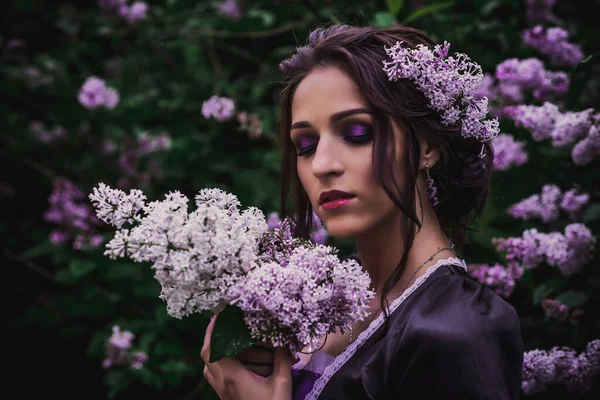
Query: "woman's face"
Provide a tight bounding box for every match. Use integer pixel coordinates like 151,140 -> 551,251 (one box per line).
290,66 -> 405,239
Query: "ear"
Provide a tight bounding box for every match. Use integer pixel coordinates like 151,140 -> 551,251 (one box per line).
418,136 -> 440,169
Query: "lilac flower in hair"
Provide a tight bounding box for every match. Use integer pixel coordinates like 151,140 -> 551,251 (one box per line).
382,41 -> 499,142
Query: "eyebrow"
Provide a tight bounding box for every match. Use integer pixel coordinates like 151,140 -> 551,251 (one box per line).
290,107 -> 372,130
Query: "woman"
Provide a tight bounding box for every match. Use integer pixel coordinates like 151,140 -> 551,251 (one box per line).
201,25 -> 524,400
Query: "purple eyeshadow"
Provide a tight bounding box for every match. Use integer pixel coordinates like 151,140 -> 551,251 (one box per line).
298,137 -> 315,148
347,123 -> 367,136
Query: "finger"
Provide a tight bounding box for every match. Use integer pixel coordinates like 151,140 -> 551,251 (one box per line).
272,346 -> 294,379
203,366 -> 225,400
200,314 -> 218,364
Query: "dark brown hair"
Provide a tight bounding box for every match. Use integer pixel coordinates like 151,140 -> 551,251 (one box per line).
278,25 -> 494,319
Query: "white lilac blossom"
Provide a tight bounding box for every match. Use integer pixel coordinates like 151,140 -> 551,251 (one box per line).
89,184 -> 268,316
492,133 -> 528,171
202,95 -> 236,121
494,58 -> 568,101
523,26 -> 584,68
382,41 -> 499,142
493,223 -> 596,275
229,244 -> 374,351
266,211 -> 329,245
78,77 -> 119,110
467,262 -> 523,297
522,340 -> 600,395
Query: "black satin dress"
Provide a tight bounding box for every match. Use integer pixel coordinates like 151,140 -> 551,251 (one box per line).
291,258 -> 524,400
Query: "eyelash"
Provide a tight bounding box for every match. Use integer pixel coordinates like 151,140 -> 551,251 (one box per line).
296,124 -> 373,157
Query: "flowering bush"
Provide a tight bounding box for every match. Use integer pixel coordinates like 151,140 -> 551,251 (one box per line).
4,0 -> 599,399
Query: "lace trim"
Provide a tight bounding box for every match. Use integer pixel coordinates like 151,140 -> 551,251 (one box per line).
305,257 -> 466,400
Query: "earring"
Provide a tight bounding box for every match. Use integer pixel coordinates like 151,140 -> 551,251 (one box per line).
425,164 -> 439,207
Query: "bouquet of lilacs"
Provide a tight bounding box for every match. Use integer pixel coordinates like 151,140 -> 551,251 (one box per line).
89,183 -> 374,358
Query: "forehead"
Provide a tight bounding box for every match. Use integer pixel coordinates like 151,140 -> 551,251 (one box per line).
291,66 -> 369,123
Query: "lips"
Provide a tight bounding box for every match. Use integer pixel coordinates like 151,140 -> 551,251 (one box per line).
319,190 -> 356,205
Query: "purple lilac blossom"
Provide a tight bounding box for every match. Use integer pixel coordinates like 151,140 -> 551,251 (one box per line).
493,223 -> 596,274
237,112 -> 264,139
492,133 -> 528,170
382,41 -> 499,142
509,186 -> 589,222
572,125 -> 600,165
541,298 -> 569,322
78,77 -> 119,110
523,26 -> 584,67
523,342 -> 600,395
130,351 -> 148,369
560,189 -> 590,219
202,95 -> 236,121
467,262 -> 523,297
28,121 -> 67,144
217,0 -> 243,21
44,178 -> 104,250
495,58 -> 569,101
524,0 -> 556,24
229,244 -> 374,351
118,1 -> 148,25
266,211 -> 329,245
504,103 -> 595,149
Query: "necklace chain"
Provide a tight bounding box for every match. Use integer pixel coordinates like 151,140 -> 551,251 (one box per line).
348,241 -> 455,345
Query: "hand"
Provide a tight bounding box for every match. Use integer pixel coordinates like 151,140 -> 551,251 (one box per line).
201,314 -> 293,400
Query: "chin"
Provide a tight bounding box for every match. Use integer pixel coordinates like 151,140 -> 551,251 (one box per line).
321,217 -> 371,239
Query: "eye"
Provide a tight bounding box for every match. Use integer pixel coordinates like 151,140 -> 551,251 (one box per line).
295,136 -> 318,157
342,122 -> 373,144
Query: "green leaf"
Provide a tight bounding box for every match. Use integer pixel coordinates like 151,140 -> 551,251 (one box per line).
373,11 -> 396,28
571,51 -> 599,73
68,259 -> 97,278
533,284 -> 557,305
555,291 -> 589,309
18,241 -> 56,260
583,204 -> 600,223
532,276 -> 570,304
401,1 -> 454,24
209,306 -> 256,362
386,0 -> 404,16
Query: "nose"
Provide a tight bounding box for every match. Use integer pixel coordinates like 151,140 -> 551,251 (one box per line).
311,135 -> 344,178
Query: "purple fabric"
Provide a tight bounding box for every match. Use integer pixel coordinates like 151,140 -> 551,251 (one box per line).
292,350 -> 335,399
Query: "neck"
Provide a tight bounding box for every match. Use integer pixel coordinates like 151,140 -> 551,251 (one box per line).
354,204 -> 455,296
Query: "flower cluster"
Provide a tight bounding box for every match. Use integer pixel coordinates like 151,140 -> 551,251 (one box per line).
217,0 -> 243,21
492,133 -> 528,171
45,178 -> 104,250
522,340 -> 600,394
467,263 -> 523,298
99,0 -> 148,25
114,132 -> 172,189
28,121 -> 67,144
382,41 -> 499,142
237,111 -> 264,139
495,58 -> 568,101
523,25 -> 584,68
103,325 -> 148,369
540,298 -> 583,324
267,211 -> 328,246
89,184 -> 267,316
90,185 -> 373,352
493,223 -> 596,275
202,95 -> 236,121
504,103 -> 599,165
78,77 -> 119,110
524,0 -> 556,25
509,184 -> 589,222
229,243 -> 374,350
